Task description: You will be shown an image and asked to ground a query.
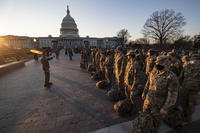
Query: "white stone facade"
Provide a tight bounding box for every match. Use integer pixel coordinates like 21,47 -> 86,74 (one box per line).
60,6 -> 79,38
0,36 -> 119,49
0,35 -> 34,49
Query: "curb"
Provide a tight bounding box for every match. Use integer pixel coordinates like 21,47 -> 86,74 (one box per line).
0,61 -> 25,76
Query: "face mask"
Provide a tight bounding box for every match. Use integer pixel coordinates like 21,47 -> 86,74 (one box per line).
156,64 -> 165,70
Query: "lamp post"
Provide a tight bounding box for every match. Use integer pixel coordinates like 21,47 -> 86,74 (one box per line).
33,38 -> 39,49
106,39 -> 108,48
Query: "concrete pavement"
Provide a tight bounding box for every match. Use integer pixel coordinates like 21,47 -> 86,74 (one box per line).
0,51 -> 199,133
0,52 -> 128,133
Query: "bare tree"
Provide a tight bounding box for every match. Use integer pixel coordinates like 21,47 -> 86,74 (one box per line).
142,9 -> 186,45
117,29 -> 131,46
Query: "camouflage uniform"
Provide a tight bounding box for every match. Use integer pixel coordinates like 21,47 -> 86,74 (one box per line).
114,50 -> 125,89
41,53 -> 53,87
91,49 -> 96,66
167,52 -> 184,85
114,50 -> 142,115
145,50 -> 156,77
80,48 -> 88,69
130,55 -> 147,110
181,54 -> 200,122
107,48 -> 126,102
95,49 -> 101,71
143,56 -> 179,114
99,51 -> 106,80
104,50 -> 114,85
124,50 -> 137,98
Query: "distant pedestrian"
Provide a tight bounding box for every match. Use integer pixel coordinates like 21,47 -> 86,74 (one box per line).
68,48 -> 73,60
55,49 -> 60,59
34,54 -> 38,61
65,47 -> 68,55
41,51 -> 54,88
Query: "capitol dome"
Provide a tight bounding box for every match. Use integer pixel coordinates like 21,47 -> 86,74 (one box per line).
60,6 -> 79,38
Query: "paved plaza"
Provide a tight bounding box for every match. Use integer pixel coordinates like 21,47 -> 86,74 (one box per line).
0,52 -> 129,133
0,51 -> 200,133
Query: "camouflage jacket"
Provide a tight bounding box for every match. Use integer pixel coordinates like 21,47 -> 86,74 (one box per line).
169,57 -> 183,84
120,55 -> 127,81
143,68 -> 179,113
105,55 -> 114,71
114,53 -> 124,82
41,56 -> 53,71
95,51 -> 101,69
124,59 -> 135,89
182,62 -> 200,94
145,56 -> 156,77
99,54 -> 106,72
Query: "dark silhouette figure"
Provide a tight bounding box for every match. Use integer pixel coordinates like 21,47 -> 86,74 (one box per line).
41,51 -> 53,88
68,48 -> 73,60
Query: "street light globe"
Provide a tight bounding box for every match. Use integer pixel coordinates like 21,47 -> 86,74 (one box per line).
33,38 -> 37,42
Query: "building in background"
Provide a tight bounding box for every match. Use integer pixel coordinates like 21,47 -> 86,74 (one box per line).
60,6 -> 79,38
0,35 -> 34,49
0,6 -> 119,49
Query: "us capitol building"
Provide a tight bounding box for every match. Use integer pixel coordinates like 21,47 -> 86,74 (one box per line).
0,6 -> 119,49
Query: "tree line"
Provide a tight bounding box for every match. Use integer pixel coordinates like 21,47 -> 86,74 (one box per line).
117,9 -> 200,49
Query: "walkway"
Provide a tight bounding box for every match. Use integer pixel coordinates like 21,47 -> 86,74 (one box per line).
0,52 -> 127,133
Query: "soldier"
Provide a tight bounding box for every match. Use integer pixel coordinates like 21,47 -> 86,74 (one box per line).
55,48 -> 60,59
91,48 -> 96,66
124,50 -> 137,99
80,47 -> 89,69
104,50 -> 114,86
130,54 -> 147,110
94,48 -> 101,71
41,50 -> 54,88
99,50 -> 106,80
167,51 -> 184,85
113,50 -> 142,115
107,47 -> 127,102
34,54 -> 38,61
145,49 -> 157,77
142,55 -> 180,131
181,54 -> 200,122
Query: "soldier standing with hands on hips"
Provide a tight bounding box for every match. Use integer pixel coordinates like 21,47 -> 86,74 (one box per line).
41,49 -> 54,88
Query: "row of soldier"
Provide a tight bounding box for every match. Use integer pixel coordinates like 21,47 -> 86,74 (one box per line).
80,46 -> 200,133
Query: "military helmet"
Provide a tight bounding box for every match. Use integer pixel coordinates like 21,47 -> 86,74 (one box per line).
106,50 -> 113,55
126,50 -> 135,56
147,49 -> 157,56
116,46 -> 123,52
155,55 -> 170,66
167,51 -> 175,57
100,49 -> 106,54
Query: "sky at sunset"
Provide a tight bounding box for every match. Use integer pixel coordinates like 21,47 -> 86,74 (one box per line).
0,0 -> 200,40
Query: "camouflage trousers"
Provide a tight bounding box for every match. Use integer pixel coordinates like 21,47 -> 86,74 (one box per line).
180,86 -> 197,122
44,70 -> 50,85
